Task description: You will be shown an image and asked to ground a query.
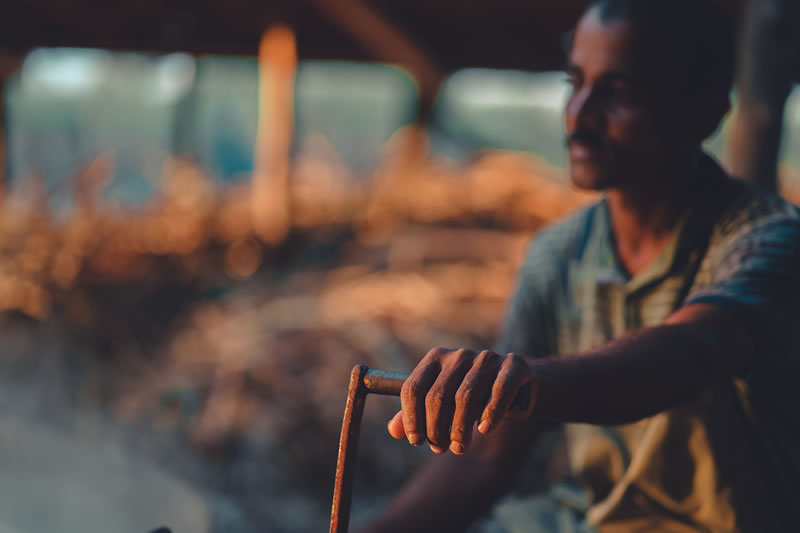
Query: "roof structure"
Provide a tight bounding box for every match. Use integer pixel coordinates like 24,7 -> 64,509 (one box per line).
3,0 -> 749,73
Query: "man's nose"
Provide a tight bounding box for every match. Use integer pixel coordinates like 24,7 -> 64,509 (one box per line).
566,86 -> 605,133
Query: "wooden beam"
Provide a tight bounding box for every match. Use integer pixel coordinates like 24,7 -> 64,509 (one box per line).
313,0 -> 444,122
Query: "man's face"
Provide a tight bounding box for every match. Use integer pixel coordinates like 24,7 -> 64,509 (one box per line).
564,9 -> 683,191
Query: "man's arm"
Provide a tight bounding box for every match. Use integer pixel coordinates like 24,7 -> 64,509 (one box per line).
530,302 -> 754,425
356,416 -> 551,533
389,302 -> 754,452
360,302 -> 752,532
359,230 -> 569,531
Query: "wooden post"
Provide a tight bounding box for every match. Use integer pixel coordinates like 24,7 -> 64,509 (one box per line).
252,25 -> 297,245
314,0 -> 446,243
314,0 -> 444,125
0,79 -> 5,205
723,0 -> 800,191
0,51 -> 24,202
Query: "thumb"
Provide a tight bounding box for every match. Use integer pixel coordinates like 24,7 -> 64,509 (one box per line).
387,410 -> 406,439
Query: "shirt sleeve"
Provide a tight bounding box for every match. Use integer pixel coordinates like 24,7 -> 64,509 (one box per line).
686,216 -> 800,351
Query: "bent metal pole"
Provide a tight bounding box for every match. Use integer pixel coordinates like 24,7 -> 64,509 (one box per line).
330,366 -> 406,533
329,365 -> 531,532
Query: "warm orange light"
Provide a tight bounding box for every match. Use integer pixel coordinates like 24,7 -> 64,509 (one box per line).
252,25 -> 297,245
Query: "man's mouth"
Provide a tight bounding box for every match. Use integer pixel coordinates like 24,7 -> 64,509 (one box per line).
566,132 -> 606,161
568,140 -> 599,160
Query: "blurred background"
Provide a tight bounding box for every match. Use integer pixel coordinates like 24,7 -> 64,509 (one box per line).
0,1 -> 798,531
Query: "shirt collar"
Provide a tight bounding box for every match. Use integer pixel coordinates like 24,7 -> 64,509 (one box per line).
588,152 -> 731,294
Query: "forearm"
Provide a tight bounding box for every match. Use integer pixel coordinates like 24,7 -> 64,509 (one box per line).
530,318 -> 751,425
358,420 -> 545,532
359,452 -> 499,532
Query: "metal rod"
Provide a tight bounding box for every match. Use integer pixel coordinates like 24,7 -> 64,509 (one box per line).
329,366 -> 530,532
330,365 -> 369,533
362,368 -> 406,396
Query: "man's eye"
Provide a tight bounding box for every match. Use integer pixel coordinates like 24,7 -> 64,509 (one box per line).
565,75 -> 580,90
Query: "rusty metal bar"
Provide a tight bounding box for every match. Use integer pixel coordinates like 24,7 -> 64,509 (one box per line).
329,365 -> 530,532
330,365 -> 369,533
330,367 -> 406,533
362,368 -> 406,396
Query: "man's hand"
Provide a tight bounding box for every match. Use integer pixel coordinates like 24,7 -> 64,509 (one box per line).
387,348 -> 538,455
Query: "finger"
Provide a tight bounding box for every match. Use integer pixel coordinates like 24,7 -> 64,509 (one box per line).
401,358 -> 441,446
426,350 -> 472,454
387,410 -> 405,439
479,353 -> 530,434
450,350 -> 500,455
453,416 -> 474,455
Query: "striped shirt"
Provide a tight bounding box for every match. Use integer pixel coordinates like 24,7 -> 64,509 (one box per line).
495,153 -> 800,532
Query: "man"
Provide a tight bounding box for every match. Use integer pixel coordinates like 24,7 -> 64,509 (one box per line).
360,0 -> 800,531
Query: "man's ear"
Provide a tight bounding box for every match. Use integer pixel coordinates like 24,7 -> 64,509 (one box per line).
694,93 -> 731,142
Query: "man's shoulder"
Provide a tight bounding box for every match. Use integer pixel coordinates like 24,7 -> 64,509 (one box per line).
710,178 -> 800,246
691,177 -> 800,297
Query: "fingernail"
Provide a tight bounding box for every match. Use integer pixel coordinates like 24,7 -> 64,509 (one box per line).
408,433 -> 422,446
450,442 -> 464,455
478,420 -> 491,434
429,444 -> 445,454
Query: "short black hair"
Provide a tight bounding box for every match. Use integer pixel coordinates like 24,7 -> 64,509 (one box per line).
586,0 -> 736,101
